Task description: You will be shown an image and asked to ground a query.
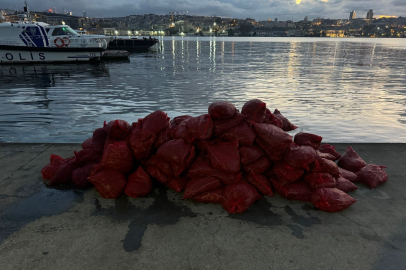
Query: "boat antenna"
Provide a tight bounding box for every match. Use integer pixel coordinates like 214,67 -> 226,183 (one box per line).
24,1 -> 30,21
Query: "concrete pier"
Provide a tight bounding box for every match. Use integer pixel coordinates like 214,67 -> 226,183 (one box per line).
0,143 -> 405,270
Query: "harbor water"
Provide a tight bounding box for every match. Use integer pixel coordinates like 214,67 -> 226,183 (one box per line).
1,36 -> 406,143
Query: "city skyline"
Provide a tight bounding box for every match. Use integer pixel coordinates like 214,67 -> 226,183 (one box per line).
0,0 -> 405,21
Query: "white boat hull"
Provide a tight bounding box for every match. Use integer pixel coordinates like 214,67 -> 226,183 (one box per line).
0,48 -> 104,64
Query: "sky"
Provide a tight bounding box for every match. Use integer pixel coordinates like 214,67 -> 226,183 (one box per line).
1,0 -> 405,21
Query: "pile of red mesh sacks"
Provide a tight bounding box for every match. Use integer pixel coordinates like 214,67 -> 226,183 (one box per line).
41,99 -> 388,213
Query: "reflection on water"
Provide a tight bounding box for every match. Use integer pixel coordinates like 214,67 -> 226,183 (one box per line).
1,37 -> 406,143
0,63 -> 109,89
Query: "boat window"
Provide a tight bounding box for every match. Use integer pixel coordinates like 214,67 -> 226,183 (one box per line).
22,27 -> 40,35
52,27 -> 78,36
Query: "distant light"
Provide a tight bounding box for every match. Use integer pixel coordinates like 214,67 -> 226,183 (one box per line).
62,21 -> 65,25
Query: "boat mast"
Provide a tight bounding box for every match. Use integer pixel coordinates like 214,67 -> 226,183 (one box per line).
24,1 -> 30,21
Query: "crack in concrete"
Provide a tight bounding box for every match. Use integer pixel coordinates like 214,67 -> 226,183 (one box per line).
0,144 -> 53,184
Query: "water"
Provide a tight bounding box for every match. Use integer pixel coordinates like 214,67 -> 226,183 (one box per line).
1,37 -> 406,143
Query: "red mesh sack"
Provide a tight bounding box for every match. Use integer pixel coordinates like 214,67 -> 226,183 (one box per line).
98,142 -> 133,173
316,150 -> 336,161
124,167 -> 152,198
338,167 -> 359,182
128,122 -> 156,161
71,162 -> 98,188
283,143 -> 316,170
74,149 -> 102,167
146,155 -> 174,184
245,172 -> 274,197
82,137 -> 93,150
104,137 -> 119,150
304,172 -> 336,189
318,144 -> 341,161
254,123 -> 293,161
270,179 -> 312,202
311,188 -> 357,212
239,145 -> 265,166
147,155 -> 174,177
206,140 -> 240,174
50,157 -> 78,185
185,114 -> 213,141
264,108 -> 283,128
140,111 -> 170,140
187,155 -> 241,185
192,188 -> 223,204
103,119 -> 131,140
208,101 -> 237,120
155,127 -> 172,149
157,139 -> 195,176
241,99 -> 266,124
88,169 -> 127,199
242,155 -> 272,174
183,176 -> 222,199
91,128 -> 107,153
171,121 -> 189,141
219,121 -> 256,146
357,164 -> 388,189
146,165 -> 172,184
294,132 -> 322,149
195,138 -> 226,154
272,161 -> 305,183
273,109 -> 297,131
338,146 -> 366,172
170,115 -> 192,129
256,139 -> 287,161
335,176 -> 358,192
222,182 -> 262,213
41,154 -> 65,180
166,177 -> 190,192
213,112 -> 247,136
310,157 -> 339,177
187,155 -> 219,176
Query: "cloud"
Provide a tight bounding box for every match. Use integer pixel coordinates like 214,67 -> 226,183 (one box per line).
0,0 -> 404,21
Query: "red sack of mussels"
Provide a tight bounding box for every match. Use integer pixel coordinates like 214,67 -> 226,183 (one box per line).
41,98 -> 390,215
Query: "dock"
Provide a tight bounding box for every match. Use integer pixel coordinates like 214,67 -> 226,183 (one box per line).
0,143 -> 405,269
101,50 -> 130,60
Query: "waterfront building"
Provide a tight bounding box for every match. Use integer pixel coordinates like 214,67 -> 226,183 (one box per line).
324,30 -> 346,37
350,11 -> 356,20
83,11 -> 87,18
31,11 -> 81,29
367,9 -> 373,20
258,20 -> 275,28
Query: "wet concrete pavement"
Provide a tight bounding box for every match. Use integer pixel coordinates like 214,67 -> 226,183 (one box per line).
0,143 -> 405,270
